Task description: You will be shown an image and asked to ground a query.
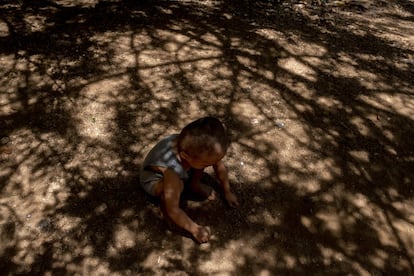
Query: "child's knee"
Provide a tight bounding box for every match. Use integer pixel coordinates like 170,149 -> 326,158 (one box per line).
153,179 -> 164,196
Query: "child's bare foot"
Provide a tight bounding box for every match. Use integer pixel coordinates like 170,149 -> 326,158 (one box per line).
183,182 -> 214,201
207,190 -> 218,201
192,182 -> 213,200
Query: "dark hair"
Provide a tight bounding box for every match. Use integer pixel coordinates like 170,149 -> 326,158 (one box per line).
177,117 -> 228,158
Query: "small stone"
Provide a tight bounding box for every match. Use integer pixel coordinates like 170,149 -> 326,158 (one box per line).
275,121 -> 285,128
1,137 -> 10,144
38,218 -> 52,232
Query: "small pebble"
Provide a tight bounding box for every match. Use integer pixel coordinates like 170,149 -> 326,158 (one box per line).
1,137 -> 10,144
38,218 -> 52,232
275,121 -> 285,128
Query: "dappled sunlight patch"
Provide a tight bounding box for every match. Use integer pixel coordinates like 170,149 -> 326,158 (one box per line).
23,14 -> 48,33
72,145 -> 123,180
54,0 -> 99,8
75,100 -> 115,141
0,57 -> 29,114
302,55 -> 327,70
319,246 -> 367,275
393,220 -> 414,250
0,19 -> 8,37
228,140 -> 273,186
198,236 -> 274,274
316,96 -> 344,110
247,208 -> 281,226
0,53 -> 14,73
334,55 -> 390,90
234,154 -> 271,186
312,185 -> 414,271
280,167 -> 321,194
54,216 -> 83,234
392,200 -> 414,223
129,108 -> 184,148
80,258 -> 111,275
80,76 -> 129,100
110,34 -> 137,69
271,120 -> 342,193
347,9 -> 414,48
108,224 -> 137,253
315,211 -> 344,237
141,248 -> 190,272
76,78 -> 128,142
189,59 -> 229,88
283,80 -> 316,101
350,116 -> 374,137
360,93 -> 414,119
254,28 -> 328,59
255,28 -> 284,41
236,55 -> 256,70
307,157 -> 341,183
231,98 -> 262,120
88,31 -> 134,71
158,29 -> 192,45
349,150 -> 370,163
197,32 -> 222,48
4,129 -> 72,198
278,57 -> 317,82
138,49 -> 174,68
244,84 -> 290,119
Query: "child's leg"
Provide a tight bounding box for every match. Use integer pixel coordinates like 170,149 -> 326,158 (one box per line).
183,169 -> 216,201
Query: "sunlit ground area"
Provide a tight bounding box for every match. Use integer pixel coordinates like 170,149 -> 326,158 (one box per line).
1,0 -> 414,274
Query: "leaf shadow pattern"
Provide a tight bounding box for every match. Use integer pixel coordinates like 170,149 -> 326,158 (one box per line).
0,0 -> 413,274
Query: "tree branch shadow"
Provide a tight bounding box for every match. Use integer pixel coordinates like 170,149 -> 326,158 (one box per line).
1,0 -> 413,274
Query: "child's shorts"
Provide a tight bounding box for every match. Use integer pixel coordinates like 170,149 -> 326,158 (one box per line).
140,169 -> 163,196
140,168 -> 195,197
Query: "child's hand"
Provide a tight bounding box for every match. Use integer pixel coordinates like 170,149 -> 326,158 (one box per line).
193,225 -> 211,243
224,191 -> 239,208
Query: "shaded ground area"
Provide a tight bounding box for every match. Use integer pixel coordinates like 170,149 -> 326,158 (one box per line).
1,0 -> 413,274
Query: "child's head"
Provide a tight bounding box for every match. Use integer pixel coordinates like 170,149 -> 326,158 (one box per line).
177,117 -> 229,169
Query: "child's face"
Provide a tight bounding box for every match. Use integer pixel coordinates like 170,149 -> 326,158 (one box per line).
183,151 -> 225,169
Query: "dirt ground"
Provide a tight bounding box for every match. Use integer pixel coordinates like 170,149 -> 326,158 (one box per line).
1,0 -> 414,275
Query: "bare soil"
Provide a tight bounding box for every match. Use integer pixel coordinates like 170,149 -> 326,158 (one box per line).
1,0 -> 414,275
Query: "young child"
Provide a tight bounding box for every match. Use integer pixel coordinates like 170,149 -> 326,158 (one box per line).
140,117 -> 238,243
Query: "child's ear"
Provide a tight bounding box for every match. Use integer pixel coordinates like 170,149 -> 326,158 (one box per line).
180,151 -> 190,160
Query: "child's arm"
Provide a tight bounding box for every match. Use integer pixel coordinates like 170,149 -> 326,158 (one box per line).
161,168 -> 210,243
213,161 -> 239,207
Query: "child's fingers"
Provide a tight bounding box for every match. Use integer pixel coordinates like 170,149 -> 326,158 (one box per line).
194,226 -> 211,243
225,193 -> 239,207
227,199 -> 237,208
